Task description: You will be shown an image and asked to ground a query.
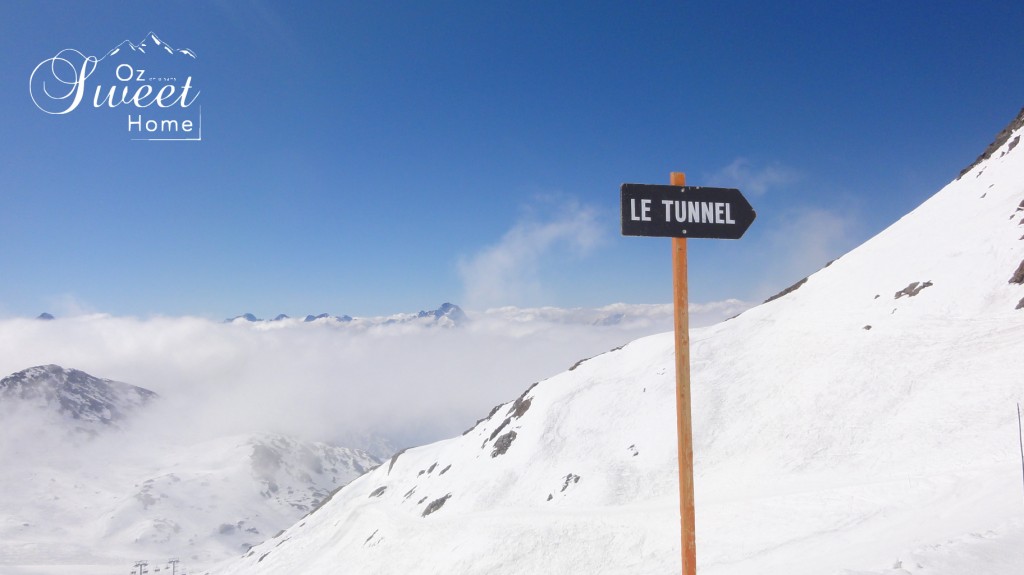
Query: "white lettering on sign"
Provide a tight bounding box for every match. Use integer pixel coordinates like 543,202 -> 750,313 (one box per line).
661,200 -> 735,224
631,198 -> 652,221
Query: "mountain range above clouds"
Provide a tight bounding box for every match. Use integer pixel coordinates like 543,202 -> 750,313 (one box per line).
225,302 -> 468,327
27,303 -> 469,326
222,301 -> 683,329
28,301 -> 733,331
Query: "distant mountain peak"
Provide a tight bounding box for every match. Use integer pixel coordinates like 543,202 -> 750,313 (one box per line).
226,313 -> 262,323
303,313 -> 354,323
417,302 -> 468,326
0,364 -> 157,425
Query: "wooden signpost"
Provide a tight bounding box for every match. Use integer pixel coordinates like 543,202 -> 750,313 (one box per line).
620,172 -> 755,575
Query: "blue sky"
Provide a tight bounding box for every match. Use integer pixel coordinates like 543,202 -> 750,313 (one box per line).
1,1 -> 1022,318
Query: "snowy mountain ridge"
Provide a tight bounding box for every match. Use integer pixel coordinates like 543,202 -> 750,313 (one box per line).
0,366 -> 382,573
226,302 -> 469,327
224,301 -> 696,330
212,108 -> 1024,575
0,364 -> 157,427
93,433 -> 382,560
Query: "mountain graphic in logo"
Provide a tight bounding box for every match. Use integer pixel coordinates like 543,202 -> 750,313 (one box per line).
104,31 -> 196,60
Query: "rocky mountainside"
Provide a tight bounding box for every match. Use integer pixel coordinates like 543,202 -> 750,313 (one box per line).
0,364 -> 157,426
212,109 -> 1024,575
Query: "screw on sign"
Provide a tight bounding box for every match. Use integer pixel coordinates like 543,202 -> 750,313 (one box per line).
620,173 -> 755,575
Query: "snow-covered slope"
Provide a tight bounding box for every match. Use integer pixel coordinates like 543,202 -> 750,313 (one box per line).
92,433 -> 381,561
0,366 -> 381,574
212,109 -> 1024,575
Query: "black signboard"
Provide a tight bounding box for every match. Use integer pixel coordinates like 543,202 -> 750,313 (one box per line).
620,184 -> 756,239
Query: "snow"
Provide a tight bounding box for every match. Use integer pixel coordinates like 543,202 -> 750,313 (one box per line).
0,416 -> 379,574
211,114 -> 1024,574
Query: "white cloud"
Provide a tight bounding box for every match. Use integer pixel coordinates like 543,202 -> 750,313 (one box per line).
457,199 -> 604,309
688,298 -> 754,327
756,206 -> 861,299
44,293 -> 97,317
0,308 -> 672,451
705,158 -> 801,196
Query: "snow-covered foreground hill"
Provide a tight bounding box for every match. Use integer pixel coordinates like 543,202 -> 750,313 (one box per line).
213,110 -> 1024,575
0,366 -> 381,575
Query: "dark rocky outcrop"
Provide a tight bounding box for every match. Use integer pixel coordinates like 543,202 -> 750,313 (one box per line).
491,431 -> 517,457
764,277 -> 809,304
421,494 -> 451,517
958,107 -> 1024,179
1009,259 -> 1024,284
895,281 -> 933,299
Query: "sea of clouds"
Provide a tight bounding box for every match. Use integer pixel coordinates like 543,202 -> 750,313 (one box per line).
0,302 -> 749,452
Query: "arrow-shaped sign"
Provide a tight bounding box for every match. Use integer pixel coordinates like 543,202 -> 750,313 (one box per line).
620,184 -> 756,239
